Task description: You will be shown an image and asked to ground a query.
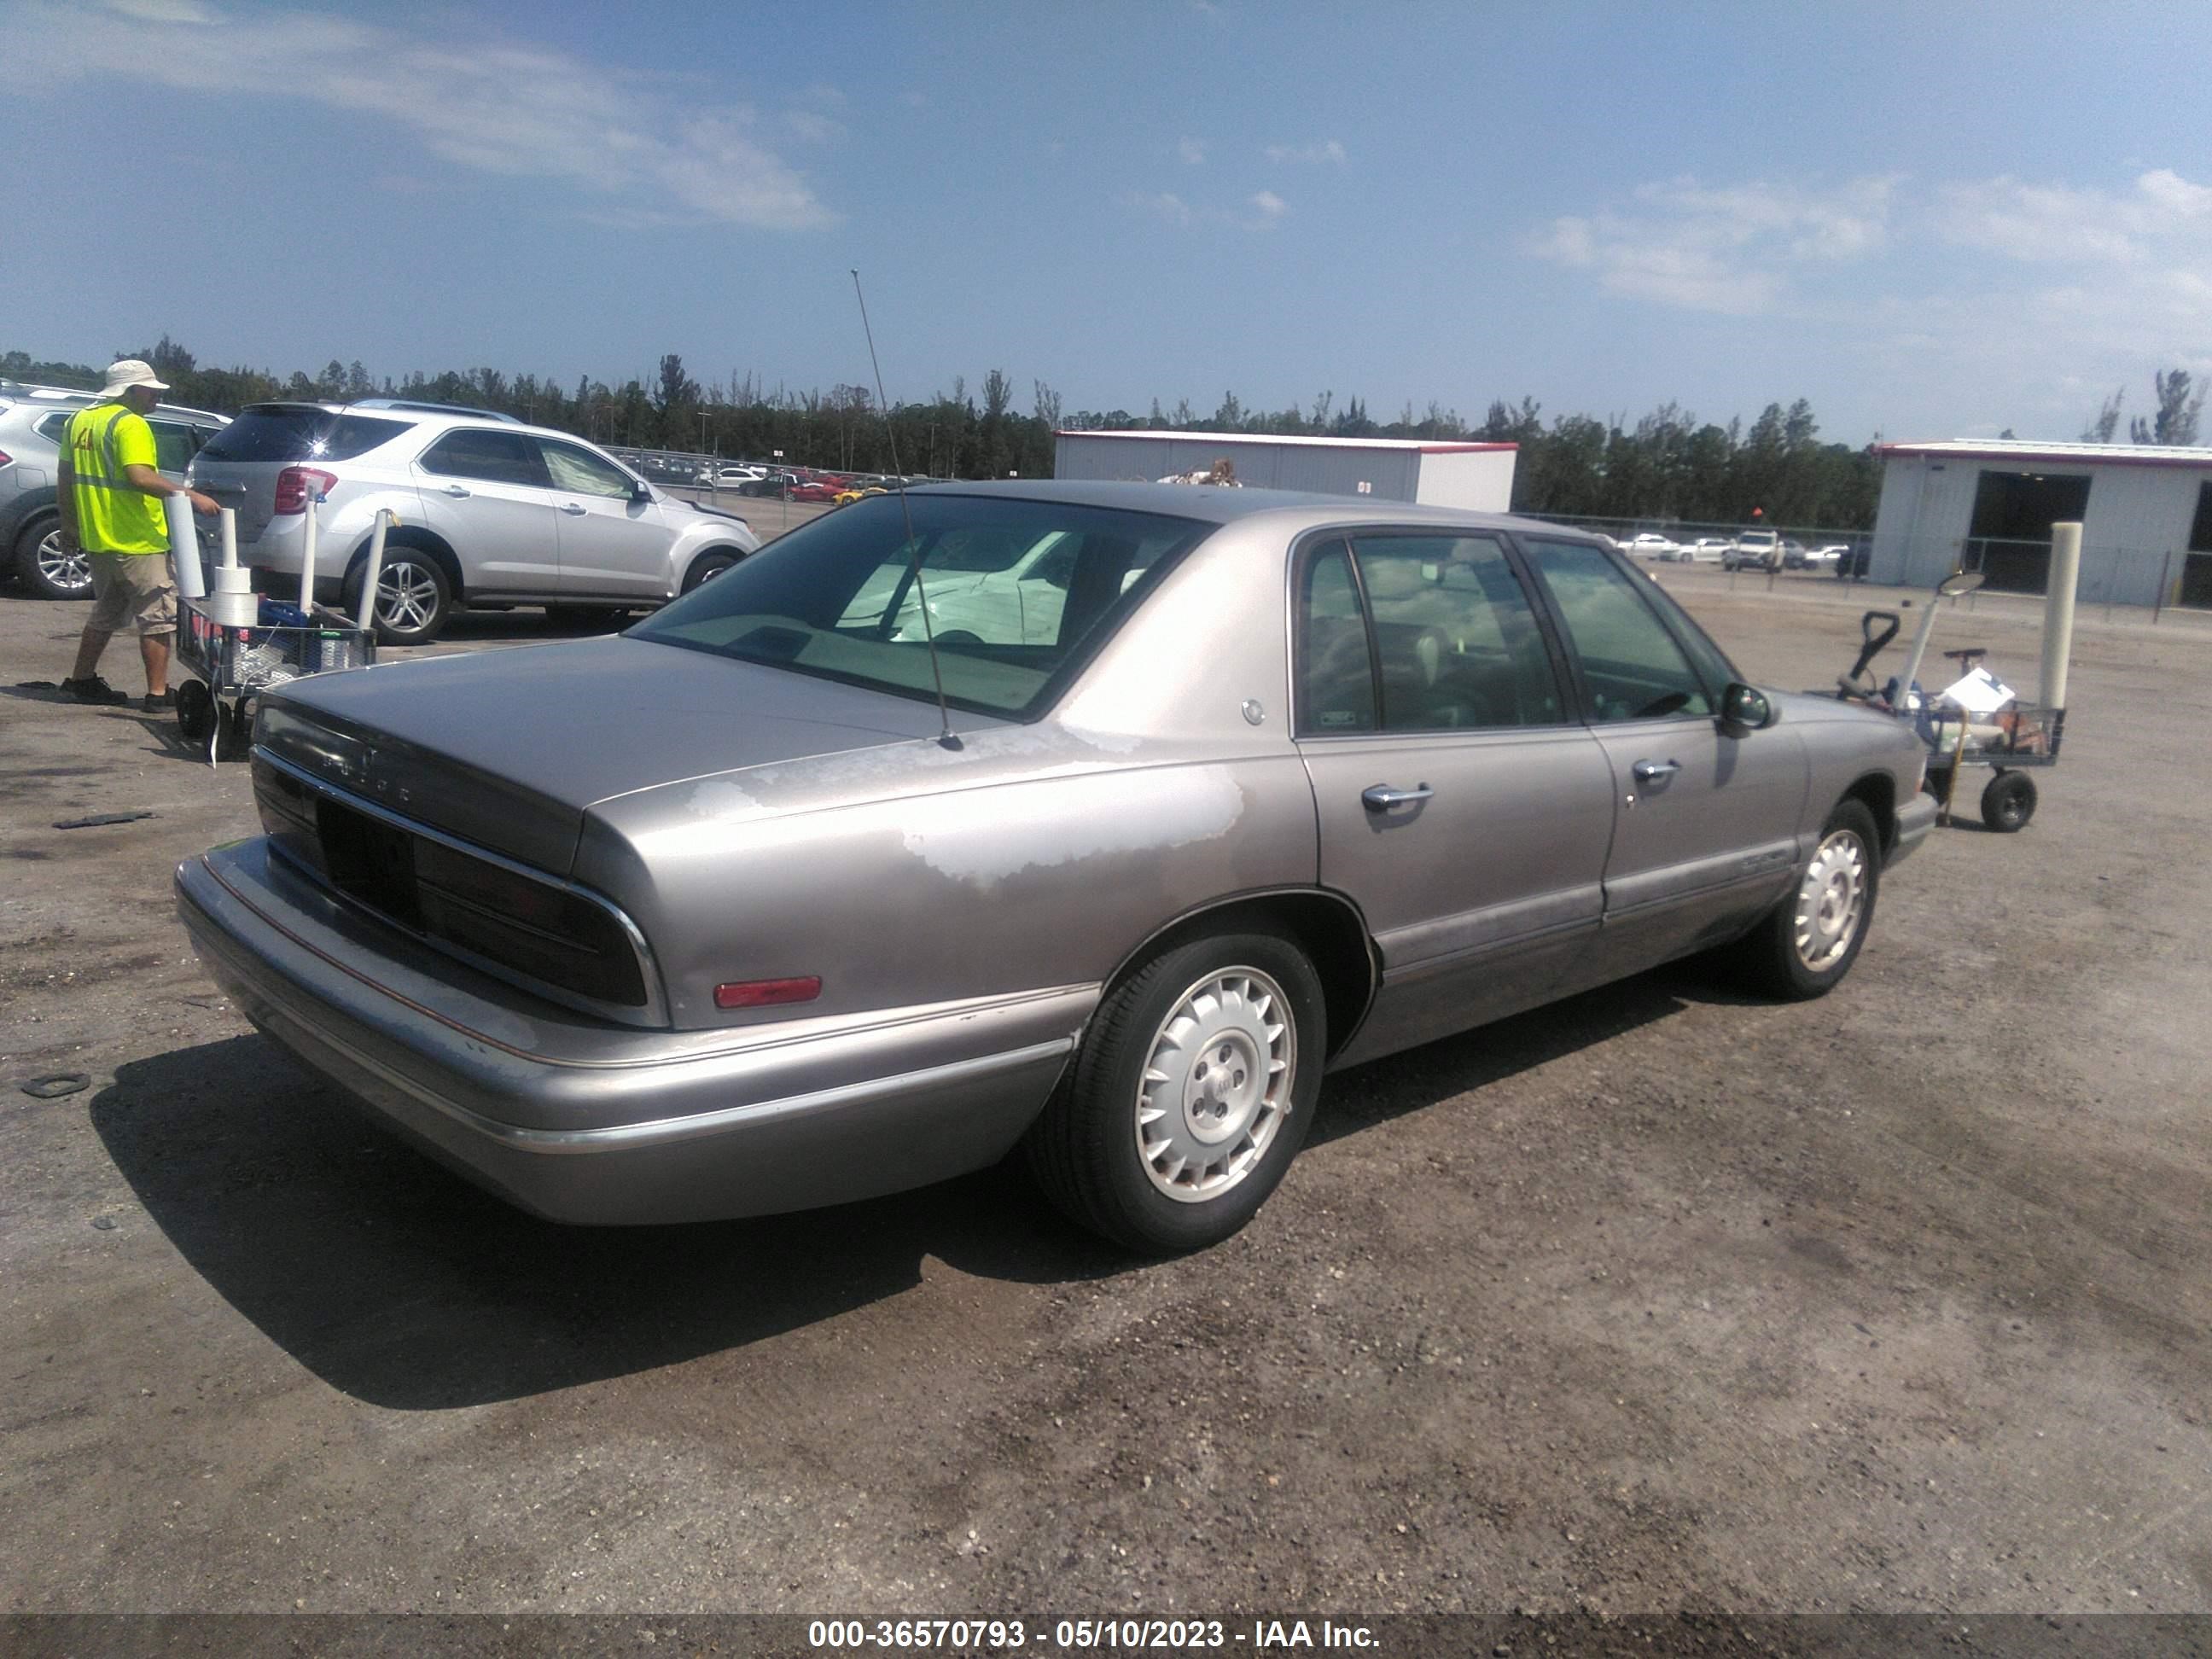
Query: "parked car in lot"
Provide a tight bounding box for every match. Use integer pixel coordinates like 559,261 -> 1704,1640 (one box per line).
1620,533 -> 1679,560
178,482 -> 1935,1251
186,401 -> 760,643
789,480 -> 841,503
1807,544 -> 1849,570
1779,538 -> 1809,569
1677,537 -> 1734,563
1,380 -> 230,598
1723,529 -> 1781,572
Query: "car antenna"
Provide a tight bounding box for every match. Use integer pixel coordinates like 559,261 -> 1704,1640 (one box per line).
853,268 -> 959,751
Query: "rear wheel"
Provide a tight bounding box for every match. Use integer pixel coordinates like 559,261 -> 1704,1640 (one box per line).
346,552 -> 452,645
1720,800 -> 1881,999
15,514 -> 92,600
1026,931 -> 1325,1253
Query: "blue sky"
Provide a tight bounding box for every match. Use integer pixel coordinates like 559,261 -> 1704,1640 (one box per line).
9,0 -> 2212,445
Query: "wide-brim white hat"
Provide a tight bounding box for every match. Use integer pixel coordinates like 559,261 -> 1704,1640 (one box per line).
101,359 -> 170,398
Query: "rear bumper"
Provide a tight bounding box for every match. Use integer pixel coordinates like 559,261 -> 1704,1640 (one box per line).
1889,791 -> 1938,868
176,840 -> 1086,1225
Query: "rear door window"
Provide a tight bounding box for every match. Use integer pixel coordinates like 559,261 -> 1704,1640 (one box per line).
1296,541 -> 1377,734
147,419 -> 197,474
419,428 -> 549,489
1347,534 -> 1566,731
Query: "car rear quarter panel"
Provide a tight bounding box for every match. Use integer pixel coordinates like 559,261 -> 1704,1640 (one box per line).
579,515 -> 1325,1031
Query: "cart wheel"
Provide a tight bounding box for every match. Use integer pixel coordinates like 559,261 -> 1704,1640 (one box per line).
176,679 -> 217,742
1981,770 -> 2037,833
218,693 -> 257,760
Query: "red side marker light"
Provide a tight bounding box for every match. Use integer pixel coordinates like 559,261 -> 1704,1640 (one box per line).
714,975 -> 822,1010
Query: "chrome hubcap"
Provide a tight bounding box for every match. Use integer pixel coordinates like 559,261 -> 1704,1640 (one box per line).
38,530 -> 90,593
1794,830 -> 1867,971
1135,967 -> 1295,1202
376,562 -> 440,632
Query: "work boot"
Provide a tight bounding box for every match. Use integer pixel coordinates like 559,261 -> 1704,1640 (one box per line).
141,689 -> 175,714
61,675 -> 131,707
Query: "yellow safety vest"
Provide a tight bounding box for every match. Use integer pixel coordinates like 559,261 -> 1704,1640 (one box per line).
65,403 -> 167,555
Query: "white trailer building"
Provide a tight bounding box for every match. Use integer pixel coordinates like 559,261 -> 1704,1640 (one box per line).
1870,439 -> 2212,611
1052,429 -> 1518,512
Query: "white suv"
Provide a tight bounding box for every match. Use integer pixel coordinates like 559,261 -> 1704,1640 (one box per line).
187,399 -> 761,644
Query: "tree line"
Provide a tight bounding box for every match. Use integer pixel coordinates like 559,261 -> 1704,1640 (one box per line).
8,335 -> 1931,528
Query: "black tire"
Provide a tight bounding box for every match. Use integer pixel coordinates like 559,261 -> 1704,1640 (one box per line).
175,679 -> 217,742
681,549 -> 742,593
15,513 -> 93,601
346,551 -> 452,646
218,693 -> 256,761
1720,799 -> 1882,1000
1025,931 -> 1327,1254
1980,770 -> 2036,833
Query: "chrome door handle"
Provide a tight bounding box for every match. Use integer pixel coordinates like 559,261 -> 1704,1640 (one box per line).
560,502 -> 585,515
1362,783 -> 1434,811
1632,759 -> 1680,782
441,484 -> 471,498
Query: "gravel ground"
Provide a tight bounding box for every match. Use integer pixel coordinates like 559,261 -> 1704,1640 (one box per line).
2,562 -> 2207,1618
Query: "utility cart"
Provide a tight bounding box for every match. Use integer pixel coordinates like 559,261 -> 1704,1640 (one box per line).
173,597 -> 375,765
1829,560 -> 2072,835
1918,645 -> 2064,833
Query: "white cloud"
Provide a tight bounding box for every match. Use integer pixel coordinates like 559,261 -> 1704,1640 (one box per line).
1132,191 -> 1195,226
105,0 -> 217,19
15,0 -> 835,230
1524,174 -> 1897,314
1179,137 -> 1207,166
1126,189 -> 1282,232
1938,168 -> 2212,265
1265,139 -> 1345,165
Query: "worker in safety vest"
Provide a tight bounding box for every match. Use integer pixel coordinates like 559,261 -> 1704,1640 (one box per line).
57,358 -> 218,710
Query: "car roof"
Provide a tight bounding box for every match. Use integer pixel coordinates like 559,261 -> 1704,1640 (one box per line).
904,478 -> 1608,543
237,400 -> 620,448
0,380 -> 230,423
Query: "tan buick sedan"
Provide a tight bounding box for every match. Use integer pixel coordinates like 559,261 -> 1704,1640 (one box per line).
178,483 -> 1933,1252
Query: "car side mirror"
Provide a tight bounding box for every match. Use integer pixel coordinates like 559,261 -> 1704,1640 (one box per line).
1719,682 -> 1778,735
632,481 -> 653,504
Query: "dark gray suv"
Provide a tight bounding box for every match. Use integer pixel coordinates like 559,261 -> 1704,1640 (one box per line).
0,381 -> 229,598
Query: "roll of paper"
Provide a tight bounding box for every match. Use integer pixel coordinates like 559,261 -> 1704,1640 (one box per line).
166,494 -> 207,600
218,507 -> 238,568
204,589 -> 260,627
209,563 -> 253,595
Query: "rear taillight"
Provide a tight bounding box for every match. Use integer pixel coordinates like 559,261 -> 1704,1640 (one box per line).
0,449 -> 13,467
272,467 -> 337,514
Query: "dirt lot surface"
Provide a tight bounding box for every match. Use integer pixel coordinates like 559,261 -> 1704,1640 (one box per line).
3,560 -> 2208,1619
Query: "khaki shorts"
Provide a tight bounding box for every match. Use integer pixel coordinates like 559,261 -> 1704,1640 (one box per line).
86,552 -> 178,637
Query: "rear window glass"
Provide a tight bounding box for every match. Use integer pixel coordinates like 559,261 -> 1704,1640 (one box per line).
632,493 -> 1210,719
197,409 -> 409,464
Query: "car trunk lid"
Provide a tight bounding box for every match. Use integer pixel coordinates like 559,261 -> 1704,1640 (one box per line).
257,636 -> 992,875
